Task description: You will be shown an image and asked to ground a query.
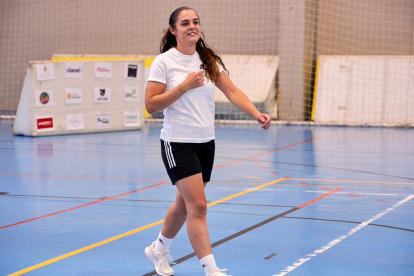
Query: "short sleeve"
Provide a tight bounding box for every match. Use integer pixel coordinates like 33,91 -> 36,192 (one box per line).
217,62 -> 224,73
147,55 -> 167,84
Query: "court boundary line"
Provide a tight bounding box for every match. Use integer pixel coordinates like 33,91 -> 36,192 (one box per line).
0,172 -> 167,182
8,178 -> 288,275
0,138 -> 318,181
282,216 -> 414,233
274,195 -> 414,276
288,178 -> 414,185
141,188 -> 343,276
0,181 -> 170,230
1,138 -> 317,230
260,161 -> 414,181
213,138 -> 318,170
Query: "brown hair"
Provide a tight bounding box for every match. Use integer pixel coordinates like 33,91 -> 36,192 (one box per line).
160,6 -> 228,83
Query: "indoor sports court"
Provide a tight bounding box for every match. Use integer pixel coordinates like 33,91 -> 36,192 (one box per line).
1,121 -> 413,275
0,1 -> 413,276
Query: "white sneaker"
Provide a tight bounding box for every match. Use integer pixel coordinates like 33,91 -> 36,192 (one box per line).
144,242 -> 174,276
208,268 -> 232,276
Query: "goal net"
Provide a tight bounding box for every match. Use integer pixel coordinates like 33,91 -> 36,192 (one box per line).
1,0 -> 413,126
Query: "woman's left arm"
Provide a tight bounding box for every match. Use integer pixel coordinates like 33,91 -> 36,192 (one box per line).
215,72 -> 271,130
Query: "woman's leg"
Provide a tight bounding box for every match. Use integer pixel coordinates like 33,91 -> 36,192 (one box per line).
175,173 -> 212,259
161,181 -> 208,238
160,189 -> 187,238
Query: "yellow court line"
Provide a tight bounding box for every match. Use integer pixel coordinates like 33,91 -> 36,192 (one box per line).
9,178 -> 285,276
288,178 -> 414,185
207,178 -> 285,208
8,220 -> 164,276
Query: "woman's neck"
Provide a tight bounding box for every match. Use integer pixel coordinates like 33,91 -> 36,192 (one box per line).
175,44 -> 196,56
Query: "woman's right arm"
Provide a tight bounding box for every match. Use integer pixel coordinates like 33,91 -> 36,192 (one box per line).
145,70 -> 205,114
145,81 -> 182,114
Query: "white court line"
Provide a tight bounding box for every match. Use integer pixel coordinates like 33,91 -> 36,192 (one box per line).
218,187 -> 398,197
274,195 -> 414,276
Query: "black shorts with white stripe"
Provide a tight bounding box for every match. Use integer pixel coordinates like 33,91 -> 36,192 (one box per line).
160,139 -> 215,185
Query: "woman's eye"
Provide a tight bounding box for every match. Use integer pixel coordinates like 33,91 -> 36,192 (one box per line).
193,21 -> 199,25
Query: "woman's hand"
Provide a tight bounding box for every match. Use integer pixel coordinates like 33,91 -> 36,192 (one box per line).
216,72 -> 271,130
255,113 -> 271,130
145,70 -> 206,114
181,70 -> 205,91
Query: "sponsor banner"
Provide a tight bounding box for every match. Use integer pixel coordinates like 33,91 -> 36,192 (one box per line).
94,87 -> 111,103
95,62 -> 112,78
36,115 -> 55,132
125,63 -> 140,79
124,86 -> 139,102
65,87 -> 83,105
95,114 -> 111,128
35,90 -> 54,107
66,113 -> 84,130
35,63 -> 55,81
66,62 -> 83,78
124,111 -> 140,127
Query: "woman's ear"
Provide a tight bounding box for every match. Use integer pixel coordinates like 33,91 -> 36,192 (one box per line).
169,26 -> 176,36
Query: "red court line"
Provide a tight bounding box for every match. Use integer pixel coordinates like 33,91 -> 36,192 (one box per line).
297,187 -> 343,209
0,172 -> 162,182
0,180 -> 170,230
1,139 -> 318,180
213,138 -> 318,169
1,138 -> 318,230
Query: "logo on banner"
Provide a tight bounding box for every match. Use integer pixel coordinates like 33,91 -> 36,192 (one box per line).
94,87 -> 111,103
35,63 -> 55,81
66,62 -> 84,78
96,114 -> 111,128
36,116 -> 55,132
39,92 -> 49,104
125,63 -> 139,79
124,111 -> 140,127
124,86 -> 139,102
95,62 -> 112,78
65,87 -> 83,104
35,90 -> 54,107
66,113 -> 84,130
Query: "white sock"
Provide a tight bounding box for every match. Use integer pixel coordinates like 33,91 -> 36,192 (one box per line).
200,254 -> 218,275
154,232 -> 173,252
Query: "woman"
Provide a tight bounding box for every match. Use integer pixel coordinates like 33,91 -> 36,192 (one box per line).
144,6 -> 271,276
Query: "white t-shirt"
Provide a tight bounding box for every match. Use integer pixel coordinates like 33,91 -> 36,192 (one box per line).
147,47 -> 223,143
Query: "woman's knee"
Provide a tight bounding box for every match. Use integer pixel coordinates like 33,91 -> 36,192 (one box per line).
189,200 -> 207,219
173,201 -> 187,217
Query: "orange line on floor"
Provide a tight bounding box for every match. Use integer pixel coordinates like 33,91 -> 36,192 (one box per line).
1,139 -> 316,230
0,181 -> 170,230
297,187 -> 343,209
7,178 -> 287,276
213,138 -> 318,169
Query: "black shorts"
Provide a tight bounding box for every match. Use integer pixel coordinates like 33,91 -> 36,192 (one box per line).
160,139 -> 215,185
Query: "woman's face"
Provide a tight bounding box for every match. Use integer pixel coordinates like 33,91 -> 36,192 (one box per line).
169,9 -> 201,48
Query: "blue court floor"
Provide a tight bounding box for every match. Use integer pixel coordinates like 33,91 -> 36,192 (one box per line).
0,119 -> 413,276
